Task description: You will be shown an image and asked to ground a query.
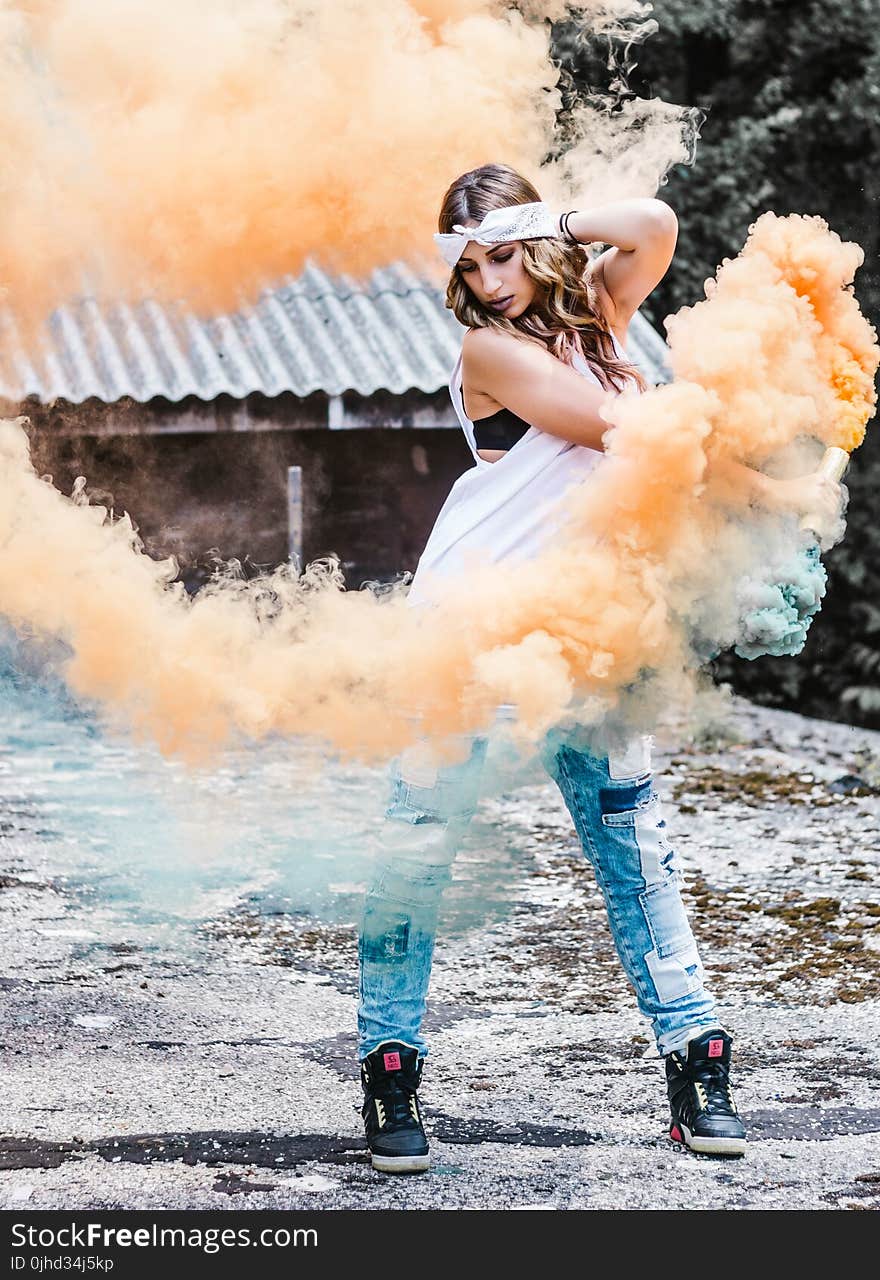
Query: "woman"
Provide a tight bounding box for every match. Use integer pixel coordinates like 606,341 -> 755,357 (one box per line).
356,164 -> 837,1175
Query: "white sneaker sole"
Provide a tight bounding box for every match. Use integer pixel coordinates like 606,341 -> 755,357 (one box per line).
371,1151 -> 431,1174
674,1123 -> 747,1157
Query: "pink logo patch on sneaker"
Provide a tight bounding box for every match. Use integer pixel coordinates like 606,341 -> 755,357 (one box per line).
383,1051 -> 401,1071
708,1038 -> 724,1059
670,1125 -> 683,1142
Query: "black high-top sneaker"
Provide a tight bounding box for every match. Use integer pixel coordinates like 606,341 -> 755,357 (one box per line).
666,1028 -> 747,1156
360,1041 -> 430,1174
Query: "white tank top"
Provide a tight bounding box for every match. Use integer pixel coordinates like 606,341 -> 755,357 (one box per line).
407,331 -> 632,609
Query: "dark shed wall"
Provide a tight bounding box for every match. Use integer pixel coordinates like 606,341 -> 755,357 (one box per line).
27,426 -> 473,588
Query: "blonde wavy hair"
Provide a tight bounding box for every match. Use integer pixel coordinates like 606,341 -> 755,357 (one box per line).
439,163 -> 646,394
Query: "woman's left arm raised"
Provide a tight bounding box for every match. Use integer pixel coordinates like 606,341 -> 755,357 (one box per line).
563,198 -> 678,323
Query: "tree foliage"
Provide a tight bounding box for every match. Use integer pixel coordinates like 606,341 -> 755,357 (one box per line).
553,0 -> 880,727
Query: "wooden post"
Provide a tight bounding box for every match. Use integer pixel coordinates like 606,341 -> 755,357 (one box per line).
287,465 -> 303,569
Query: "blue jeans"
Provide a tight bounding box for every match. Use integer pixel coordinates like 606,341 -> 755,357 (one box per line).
357,730 -> 719,1060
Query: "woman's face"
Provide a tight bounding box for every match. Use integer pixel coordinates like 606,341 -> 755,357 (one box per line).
456,234 -> 536,319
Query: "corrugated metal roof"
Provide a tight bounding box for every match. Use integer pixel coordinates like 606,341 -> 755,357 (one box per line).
0,260 -> 670,406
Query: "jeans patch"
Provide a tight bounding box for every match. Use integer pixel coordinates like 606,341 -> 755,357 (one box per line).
639,877 -> 693,958
360,916 -> 410,965
645,943 -> 705,1004
599,781 -> 658,827
599,775 -> 652,813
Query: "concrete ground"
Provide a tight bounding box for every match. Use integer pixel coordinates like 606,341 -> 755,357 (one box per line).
1,696 -> 879,1211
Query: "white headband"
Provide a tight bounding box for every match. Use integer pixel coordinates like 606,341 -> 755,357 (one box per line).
433,201 -> 561,268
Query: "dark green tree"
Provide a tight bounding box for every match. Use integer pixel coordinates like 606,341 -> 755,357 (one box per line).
553,0 -> 880,725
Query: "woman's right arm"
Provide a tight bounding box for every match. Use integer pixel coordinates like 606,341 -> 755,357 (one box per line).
709,456 -> 842,523
463,328 -> 614,450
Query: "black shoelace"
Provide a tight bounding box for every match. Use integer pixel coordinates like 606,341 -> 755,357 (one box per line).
366,1071 -> 422,1125
388,1089 -> 418,1125
686,1062 -> 735,1115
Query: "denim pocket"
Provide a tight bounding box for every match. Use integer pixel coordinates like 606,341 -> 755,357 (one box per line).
388,738 -> 487,824
599,784 -> 658,827
644,943 -> 704,1004
640,876 -> 704,1003
395,777 -> 480,824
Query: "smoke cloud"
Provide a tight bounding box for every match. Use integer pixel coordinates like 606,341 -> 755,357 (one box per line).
0,0 -> 690,327
0,2 -> 877,768
1,212 -> 876,764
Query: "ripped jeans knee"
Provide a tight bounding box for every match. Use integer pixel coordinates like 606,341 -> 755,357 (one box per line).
356,734 -> 488,1058
551,733 -> 717,1054
359,854 -> 453,964
357,852 -> 452,1056
637,861 -> 705,1006
604,781 -> 710,1018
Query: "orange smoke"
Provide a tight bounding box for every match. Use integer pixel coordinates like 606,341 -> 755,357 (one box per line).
1,214 -> 876,764
0,0 -> 691,327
